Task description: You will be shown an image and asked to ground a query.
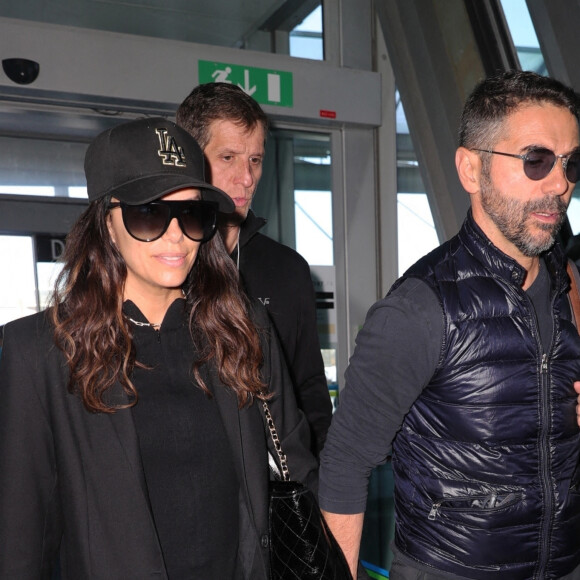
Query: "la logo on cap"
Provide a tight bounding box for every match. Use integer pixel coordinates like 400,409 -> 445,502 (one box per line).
156,128 -> 187,167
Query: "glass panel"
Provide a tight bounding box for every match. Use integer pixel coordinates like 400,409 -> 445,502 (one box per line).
569,199 -> 580,236
398,193 -> 438,275
321,347 -> 338,408
295,190 -> 333,265
0,235 -> 64,326
290,5 -> 324,60
37,261 -> 64,311
500,0 -> 546,75
0,135 -> 87,199
69,187 -> 88,199
255,129 -> 333,266
0,236 -> 37,325
0,186 -> 55,196
311,264 -> 338,409
395,92 -> 439,275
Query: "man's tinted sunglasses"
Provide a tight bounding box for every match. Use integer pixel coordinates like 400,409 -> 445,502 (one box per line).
472,147 -> 580,183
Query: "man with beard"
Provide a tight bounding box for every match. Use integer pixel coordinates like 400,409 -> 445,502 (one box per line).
319,70 -> 580,580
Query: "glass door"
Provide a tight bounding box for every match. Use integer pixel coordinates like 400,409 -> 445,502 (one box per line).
0,234 -> 63,326
256,127 -> 338,404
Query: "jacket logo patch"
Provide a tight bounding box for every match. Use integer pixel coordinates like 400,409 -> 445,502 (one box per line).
258,297 -> 270,306
155,128 -> 186,167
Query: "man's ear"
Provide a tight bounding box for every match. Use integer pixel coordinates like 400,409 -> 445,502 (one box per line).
455,147 -> 481,195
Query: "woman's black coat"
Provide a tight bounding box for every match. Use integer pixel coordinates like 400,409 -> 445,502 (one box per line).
0,304 -> 318,579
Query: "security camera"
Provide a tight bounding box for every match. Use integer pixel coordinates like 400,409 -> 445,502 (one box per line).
2,58 -> 39,85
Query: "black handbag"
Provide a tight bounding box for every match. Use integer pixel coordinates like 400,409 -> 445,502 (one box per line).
262,401 -> 353,580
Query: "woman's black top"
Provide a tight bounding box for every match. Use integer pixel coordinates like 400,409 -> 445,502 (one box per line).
127,299 -> 242,579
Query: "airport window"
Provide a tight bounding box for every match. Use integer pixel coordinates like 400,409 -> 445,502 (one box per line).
256,129 -> 333,267
500,0 -> 546,75
295,189 -> 333,265
0,135 -> 87,200
396,92 -> 439,275
0,235 -> 62,326
290,5 -> 324,61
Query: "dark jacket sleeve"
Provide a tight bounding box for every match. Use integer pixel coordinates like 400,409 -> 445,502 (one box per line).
319,278 -> 444,514
253,301 -> 319,494
239,228 -> 333,456
0,313 -> 63,579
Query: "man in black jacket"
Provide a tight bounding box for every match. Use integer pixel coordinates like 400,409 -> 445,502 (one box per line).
176,82 -> 333,455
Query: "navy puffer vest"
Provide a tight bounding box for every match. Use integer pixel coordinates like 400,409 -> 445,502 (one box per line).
391,214 -> 580,579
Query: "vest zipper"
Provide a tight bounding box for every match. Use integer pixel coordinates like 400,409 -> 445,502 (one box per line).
533,272 -> 559,579
427,492 -> 522,521
541,352 -> 548,372
525,286 -> 556,580
535,352 -> 552,579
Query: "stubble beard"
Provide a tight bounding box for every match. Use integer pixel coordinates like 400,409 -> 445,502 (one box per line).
479,170 -> 568,257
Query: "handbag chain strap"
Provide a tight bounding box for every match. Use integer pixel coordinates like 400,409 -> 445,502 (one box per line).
567,260 -> 580,332
262,401 -> 290,481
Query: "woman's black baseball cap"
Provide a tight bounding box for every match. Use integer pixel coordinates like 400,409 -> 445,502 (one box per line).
84,117 -> 234,213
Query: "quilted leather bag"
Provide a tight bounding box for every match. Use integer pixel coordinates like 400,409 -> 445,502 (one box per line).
262,401 -> 352,580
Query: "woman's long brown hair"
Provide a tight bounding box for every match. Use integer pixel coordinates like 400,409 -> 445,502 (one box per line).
50,197 -> 265,413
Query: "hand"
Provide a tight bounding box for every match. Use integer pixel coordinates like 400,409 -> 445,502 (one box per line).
574,381 -> 580,427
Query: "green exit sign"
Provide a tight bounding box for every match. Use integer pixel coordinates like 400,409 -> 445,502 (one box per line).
198,60 -> 293,108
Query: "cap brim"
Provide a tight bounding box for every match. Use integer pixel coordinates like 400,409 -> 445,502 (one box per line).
110,174 -> 235,213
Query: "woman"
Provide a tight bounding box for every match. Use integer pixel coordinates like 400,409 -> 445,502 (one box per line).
0,118 -> 318,579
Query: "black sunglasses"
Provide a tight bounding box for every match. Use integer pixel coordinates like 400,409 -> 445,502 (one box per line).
472,147 -> 580,183
108,200 -> 218,243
